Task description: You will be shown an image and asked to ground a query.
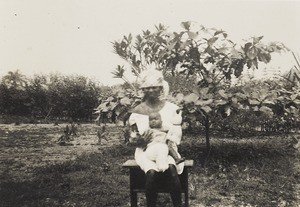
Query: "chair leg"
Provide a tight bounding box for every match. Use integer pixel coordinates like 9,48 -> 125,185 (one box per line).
185,191 -> 189,207
131,191 -> 138,207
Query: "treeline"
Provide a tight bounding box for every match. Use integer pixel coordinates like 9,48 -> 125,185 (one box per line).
0,70 -> 112,123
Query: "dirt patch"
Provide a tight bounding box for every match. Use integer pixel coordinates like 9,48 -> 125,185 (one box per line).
0,124 -> 122,180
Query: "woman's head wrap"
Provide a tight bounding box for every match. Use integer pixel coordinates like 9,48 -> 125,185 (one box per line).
138,65 -> 169,98
139,69 -> 164,89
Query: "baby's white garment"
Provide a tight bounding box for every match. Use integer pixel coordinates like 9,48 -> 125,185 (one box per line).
144,142 -> 169,172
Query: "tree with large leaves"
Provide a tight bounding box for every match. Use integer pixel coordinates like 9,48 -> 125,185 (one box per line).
111,22 -> 287,150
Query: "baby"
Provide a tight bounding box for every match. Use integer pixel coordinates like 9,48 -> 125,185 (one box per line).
146,112 -> 185,165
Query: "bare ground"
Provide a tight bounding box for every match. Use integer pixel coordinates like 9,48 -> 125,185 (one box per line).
0,123 -> 299,206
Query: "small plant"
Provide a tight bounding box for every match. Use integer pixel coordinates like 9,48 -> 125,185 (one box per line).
57,125 -> 72,145
122,125 -> 131,144
97,125 -> 108,145
69,122 -> 78,136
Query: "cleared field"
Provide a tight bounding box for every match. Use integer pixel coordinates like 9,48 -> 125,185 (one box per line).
0,124 -> 299,206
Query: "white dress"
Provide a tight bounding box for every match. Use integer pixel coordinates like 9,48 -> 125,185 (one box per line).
129,101 -> 184,174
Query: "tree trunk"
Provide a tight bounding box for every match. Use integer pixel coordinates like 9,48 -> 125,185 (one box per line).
205,117 -> 210,151
45,107 -> 53,120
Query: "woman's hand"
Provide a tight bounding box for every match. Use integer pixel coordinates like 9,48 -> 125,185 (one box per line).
141,130 -> 153,145
128,130 -> 153,149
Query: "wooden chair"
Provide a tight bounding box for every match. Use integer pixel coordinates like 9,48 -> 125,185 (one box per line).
123,159 -> 194,207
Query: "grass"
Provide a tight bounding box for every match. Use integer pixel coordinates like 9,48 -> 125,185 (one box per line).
0,124 -> 299,206
181,136 -> 298,206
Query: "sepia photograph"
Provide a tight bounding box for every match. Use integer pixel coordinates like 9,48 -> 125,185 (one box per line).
0,0 -> 300,206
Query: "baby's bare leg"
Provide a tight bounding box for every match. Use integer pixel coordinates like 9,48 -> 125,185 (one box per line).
167,140 -> 185,165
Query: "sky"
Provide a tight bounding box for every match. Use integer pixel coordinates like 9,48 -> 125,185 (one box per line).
0,0 -> 300,85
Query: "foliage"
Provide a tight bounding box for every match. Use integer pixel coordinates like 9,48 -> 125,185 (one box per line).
94,86 -> 142,125
0,71 -> 106,122
25,74 -> 49,118
110,21 -> 288,149
0,70 -> 30,116
164,72 -> 197,94
281,52 -> 300,85
112,22 -> 286,80
180,79 -> 300,134
2,70 -> 27,90
46,74 -> 101,121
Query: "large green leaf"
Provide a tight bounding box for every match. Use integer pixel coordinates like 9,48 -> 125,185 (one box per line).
181,21 -> 191,31
249,99 -> 260,105
167,41 -> 177,51
230,48 -> 243,59
201,106 -> 212,113
199,87 -> 209,95
259,106 -> 273,116
246,46 -> 259,60
94,110 -> 100,114
110,102 -> 118,110
277,96 -> 286,102
263,100 -> 275,105
120,97 -> 131,105
251,92 -> 259,100
117,91 -> 126,98
285,106 -> 299,115
184,93 -> 199,103
235,92 -> 247,99
253,36 -> 264,44
195,99 -> 213,106
188,31 -> 198,39
231,97 -> 238,104
97,102 -> 109,110
242,85 -> 253,96
175,93 -> 185,102
207,37 -> 218,46
218,89 -> 228,99
258,88 -> 269,100
244,42 -> 253,52
291,94 -> 298,101
101,106 -> 110,112
215,99 -> 228,106
214,30 -> 225,36
258,53 -> 271,64
293,100 -> 300,105
180,40 -> 191,49
236,102 -> 245,110
107,96 -> 114,102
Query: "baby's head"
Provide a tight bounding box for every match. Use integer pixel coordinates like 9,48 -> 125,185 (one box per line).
149,112 -> 162,129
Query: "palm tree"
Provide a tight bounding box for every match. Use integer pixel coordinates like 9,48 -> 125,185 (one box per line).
2,70 -> 27,89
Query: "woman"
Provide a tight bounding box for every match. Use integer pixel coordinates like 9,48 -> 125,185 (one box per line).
128,69 -> 184,207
